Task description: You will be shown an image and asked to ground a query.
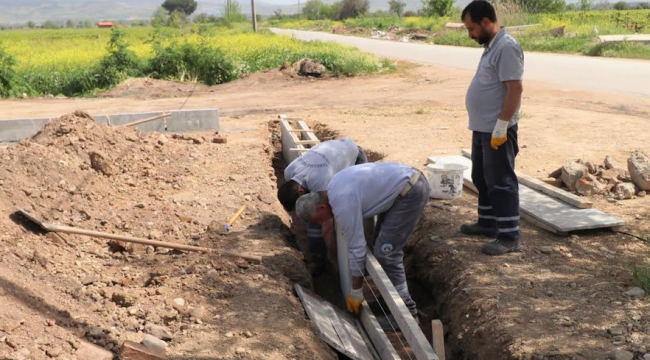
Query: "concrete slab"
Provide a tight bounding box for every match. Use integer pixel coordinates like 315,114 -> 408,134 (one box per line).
0,117 -> 51,143
167,109 -> 219,133
0,109 -> 219,143
431,155 -> 626,234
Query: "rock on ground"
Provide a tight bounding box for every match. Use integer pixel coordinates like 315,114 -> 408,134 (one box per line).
561,161 -> 588,191
89,151 -> 115,176
628,151 -> 650,191
292,58 -> 326,77
615,183 -> 636,200
613,349 -> 634,360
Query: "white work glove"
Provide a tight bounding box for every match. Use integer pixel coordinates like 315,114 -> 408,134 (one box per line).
491,119 -> 510,150
346,287 -> 364,315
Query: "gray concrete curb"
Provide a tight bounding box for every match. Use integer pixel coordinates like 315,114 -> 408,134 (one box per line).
0,109 -> 219,143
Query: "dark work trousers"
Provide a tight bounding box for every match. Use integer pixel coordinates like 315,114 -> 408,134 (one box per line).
372,171 -> 430,312
471,125 -> 520,242
308,146 -> 369,264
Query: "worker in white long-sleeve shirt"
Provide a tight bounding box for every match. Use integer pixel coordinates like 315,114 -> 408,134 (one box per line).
277,138 -> 367,275
295,162 -> 430,318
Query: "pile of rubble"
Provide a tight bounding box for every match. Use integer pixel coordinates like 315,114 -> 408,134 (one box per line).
547,151 -> 650,200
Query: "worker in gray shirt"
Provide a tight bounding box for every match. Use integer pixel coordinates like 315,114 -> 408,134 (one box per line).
461,0 -> 524,255
278,138 -> 367,274
295,163 -> 430,318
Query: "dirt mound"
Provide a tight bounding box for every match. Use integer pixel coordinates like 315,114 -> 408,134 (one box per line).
98,78 -> 211,99
0,112 -> 332,360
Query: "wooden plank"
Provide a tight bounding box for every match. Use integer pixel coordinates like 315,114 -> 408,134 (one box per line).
366,252 -> 439,360
336,224 -> 351,299
437,155 -> 625,234
297,120 -> 319,142
294,284 -> 377,360
360,303 -> 401,360
280,120 -> 304,164
461,149 -> 592,209
324,303 -> 356,355
295,139 -> 321,145
517,173 -> 592,209
431,320 -> 446,360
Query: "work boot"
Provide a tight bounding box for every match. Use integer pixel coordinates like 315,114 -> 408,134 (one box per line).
481,239 -> 521,256
460,222 -> 498,237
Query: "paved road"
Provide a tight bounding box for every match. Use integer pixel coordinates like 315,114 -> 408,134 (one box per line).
271,28 -> 649,97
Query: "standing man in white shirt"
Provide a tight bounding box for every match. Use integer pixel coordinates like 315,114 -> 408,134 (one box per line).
461,0 -> 524,255
295,162 -> 430,318
278,138 -> 367,274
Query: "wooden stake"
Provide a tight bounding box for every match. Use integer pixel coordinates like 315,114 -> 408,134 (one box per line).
431,320 -> 446,360
120,113 -> 170,128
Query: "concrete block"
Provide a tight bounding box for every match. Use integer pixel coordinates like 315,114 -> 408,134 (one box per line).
119,341 -> 166,360
103,111 -> 167,133
166,109 -> 219,133
0,118 -> 50,143
0,109 -> 219,143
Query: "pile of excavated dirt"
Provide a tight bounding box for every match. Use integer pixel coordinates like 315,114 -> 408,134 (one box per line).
0,112 -> 334,360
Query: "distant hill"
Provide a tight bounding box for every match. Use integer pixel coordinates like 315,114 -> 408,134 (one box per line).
0,0 -> 426,25
0,0 -> 642,26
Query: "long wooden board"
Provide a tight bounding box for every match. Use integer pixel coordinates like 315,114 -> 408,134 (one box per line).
431,155 -> 625,234
360,303 -> 401,360
366,253 -> 439,360
295,284 -> 378,360
460,149 -> 592,209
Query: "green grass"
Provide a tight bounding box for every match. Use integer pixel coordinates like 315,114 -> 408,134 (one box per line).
0,23 -> 395,98
264,10 -> 650,60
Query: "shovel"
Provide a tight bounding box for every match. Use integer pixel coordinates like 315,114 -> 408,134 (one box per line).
17,208 -> 262,263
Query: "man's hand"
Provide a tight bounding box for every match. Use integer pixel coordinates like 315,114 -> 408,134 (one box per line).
491,119 -> 510,150
346,287 -> 364,315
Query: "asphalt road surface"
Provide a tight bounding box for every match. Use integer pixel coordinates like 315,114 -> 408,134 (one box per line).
271,28 -> 649,97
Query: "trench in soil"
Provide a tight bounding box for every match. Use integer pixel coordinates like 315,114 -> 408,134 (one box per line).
267,120 -> 489,359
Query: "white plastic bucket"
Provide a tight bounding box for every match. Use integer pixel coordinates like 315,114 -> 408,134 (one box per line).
426,163 -> 468,199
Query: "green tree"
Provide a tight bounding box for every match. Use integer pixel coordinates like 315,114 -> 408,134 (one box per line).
520,0 -> 565,13
389,0 -> 406,17
421,0 -> 453,16
0,42 -> 17,97
42,20 -> 60,29
83,19 -> 93,28
222,0 -> 247,24
152,6 -> 170,26
579,0 -> 592,11
65,19 -> 74,28
613,0 -> 628,10
403,10 -> 417,16
194,13 -> 219,23
338,0 -> 369,19
170,10 -> 188,27
162,0 -> 198,16
638,2 -> 650,8
27,20 -> 35,29
303,0 -> 333,20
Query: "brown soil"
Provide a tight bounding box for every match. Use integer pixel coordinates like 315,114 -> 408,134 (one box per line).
1,62 -> 650,360
0,112 -> 335,360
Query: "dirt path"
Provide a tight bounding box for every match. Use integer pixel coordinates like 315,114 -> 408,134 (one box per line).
2,63 -> 650,359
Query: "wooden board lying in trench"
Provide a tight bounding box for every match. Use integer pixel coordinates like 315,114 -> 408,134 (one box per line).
428,154 -> 626,234
295,284 -> 382,360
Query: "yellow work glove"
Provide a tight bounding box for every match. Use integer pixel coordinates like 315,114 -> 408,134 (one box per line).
490,119 -> 510,150
346,287 -> 364,315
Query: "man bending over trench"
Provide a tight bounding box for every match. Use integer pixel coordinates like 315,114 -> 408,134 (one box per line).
295,162 -> 429,319
277,138 -> 367,275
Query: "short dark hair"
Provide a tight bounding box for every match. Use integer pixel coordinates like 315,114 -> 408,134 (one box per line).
461,0 -> 497,24
277,180 -> 302,212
